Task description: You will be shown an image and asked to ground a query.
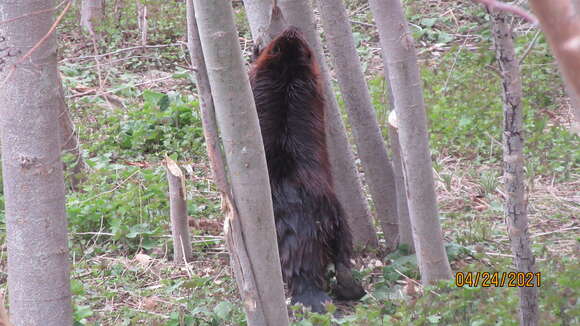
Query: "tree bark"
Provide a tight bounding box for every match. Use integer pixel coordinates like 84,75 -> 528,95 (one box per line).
187,1 -> 273,323
114,0 -> 125,27
243,0 -> 378,250
80,0 -> 103,37
528,0 -> 580,131
57,74 -> 86,191
490,10 -> 539,326
165,157 -> 193,264
316,0 -> 399,252
368,0 -> 452,282
185,0 -> 228,193
0,1 -> 73,325
388,111 -> 414,252
191,1 -> 289,325
136,0 -> 148,46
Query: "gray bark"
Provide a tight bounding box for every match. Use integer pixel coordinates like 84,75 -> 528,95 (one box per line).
114,0 -> 125,27
80,0 -> 103,37
187,2 -> 273,324
316,0 -> 399,251
165,157 -> 193,264
368,0 -> 452,282
243,0 -> 378,250
387,112 -> 414,252
185,0 -> 228,193
191,1 -> 289,325
57,75 -> 85,191
490,10 -> 539,326
136,0 -> 148,46
0,1 -> 72,325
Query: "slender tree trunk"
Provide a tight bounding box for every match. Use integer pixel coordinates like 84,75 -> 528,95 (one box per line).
114,0 -> 125,27
80,0 -> 103,37
490,10 -> 539,326
243,0 -> 378,250
316,0 -> 399,251
368,0 -> 452,282
136,0 -> 148,46
57,74 -> 86,191
165,157 -> 193,264
187,1 -> 270,323
185,0 -> 228,193
191,1 -> 289,325
0,1 -> 72,325
528,0 -> 580,130
388,111 -> 414,252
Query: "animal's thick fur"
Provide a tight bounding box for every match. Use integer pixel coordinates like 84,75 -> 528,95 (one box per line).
249,26 -> 365,312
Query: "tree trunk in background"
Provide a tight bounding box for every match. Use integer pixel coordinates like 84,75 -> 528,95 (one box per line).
80,0 -> 103,37
165,157 -> 193,264
528,0 -> 580,133
368,0 -> 452,282
114,0 -> 125,27
243,0 -> 378,250
316,0 -> 399,252
136,0 -> 148,46
0,1 -> 72,325
192,1 -> 290,325
57,74 -> 86,191
490,10 -> 539,326
388,111 -> 414,252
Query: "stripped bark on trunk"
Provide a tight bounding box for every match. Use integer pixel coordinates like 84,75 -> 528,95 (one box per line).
191,1 -> 290,324
165,157 -> 193,264
388,111 -> 414,252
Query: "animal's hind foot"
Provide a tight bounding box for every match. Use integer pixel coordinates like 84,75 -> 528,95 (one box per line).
291,287 -> 332,313
333,263 -> 366,301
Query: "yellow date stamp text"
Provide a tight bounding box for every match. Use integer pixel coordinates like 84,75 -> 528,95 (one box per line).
455,272 -> 541,288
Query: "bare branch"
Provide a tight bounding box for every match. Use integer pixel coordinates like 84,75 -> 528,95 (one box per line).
472,0 -> 539,25
0,1 -> 72,88
0,0 -> 66,26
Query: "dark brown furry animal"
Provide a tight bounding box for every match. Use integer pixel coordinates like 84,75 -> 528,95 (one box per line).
249,26 -> 365,313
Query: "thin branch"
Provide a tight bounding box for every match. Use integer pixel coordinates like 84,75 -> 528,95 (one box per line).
472,0 -> 538,25
59,43 -> 181,62
0,0 -> 66,26
0,0 -> 72,89
518,30 -> 542,64
67,75 -> 175,99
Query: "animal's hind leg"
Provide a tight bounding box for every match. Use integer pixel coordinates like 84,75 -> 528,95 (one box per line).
274,183 -> 332,312
330,205 -> 366,301
289,276 -> 331,313
278,217 -> 332,312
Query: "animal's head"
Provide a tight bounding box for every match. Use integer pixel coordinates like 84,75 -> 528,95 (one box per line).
253,26 -> 315,69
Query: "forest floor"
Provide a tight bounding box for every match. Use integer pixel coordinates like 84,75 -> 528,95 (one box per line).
0,1 -> 578,325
